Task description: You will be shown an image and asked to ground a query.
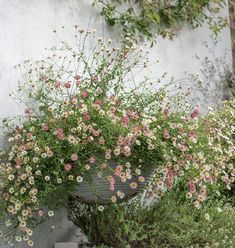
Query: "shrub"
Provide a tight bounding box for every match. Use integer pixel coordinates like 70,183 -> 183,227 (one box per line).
68,190 -> 235,248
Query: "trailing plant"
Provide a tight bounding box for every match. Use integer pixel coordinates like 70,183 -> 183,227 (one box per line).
93,0 -> 228,43
0,27 -> 188,246
0,27 -> 234,247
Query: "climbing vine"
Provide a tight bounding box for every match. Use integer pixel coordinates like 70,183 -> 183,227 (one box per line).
93,0 -> 228,43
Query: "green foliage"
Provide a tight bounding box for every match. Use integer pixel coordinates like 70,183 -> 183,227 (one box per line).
68,191 -> 235,248
94,0 -> 228,42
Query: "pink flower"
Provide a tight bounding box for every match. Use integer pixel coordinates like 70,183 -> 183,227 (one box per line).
124,151 -> 131,157
110,184 -> 115,191
71,154 -> 78,161
74,75 -> 81,80
126,110 -> 132,117
39,74 -> 47,81
95,99 -> 103,106
25,108 -> 33,117
15,159 -> 22,169
167,168 -> 175,177
115,165 -> 123,176
93,130 -> 100,137
15,126 -> 23,133
199,186 -> 207,195
27,132 -> 33,139
190,107 -> 200,119
178,160 -> 185,165
179,128 -> 185,135
163,107 -> 169,116
55,80 -> 61,88
99,137 -> 105,145
75,75 -> 81,85
70,96 -> 78,105
187,154 -> 193,160
124,146 -> 130,153
41,124 -> 49,131
198,194 -> 206,202
130,182 -> 138,189
179,144 -> 187,152
122,116 -> 130,127
89,156 -> 96,164
189,130 -> 197,139
64,163 -> 72,171
83,113 -> 91,121
91,74 -> 98,82
117,136 -> 124,146
188,181 -> 196,194
165,178 -> 173,189
109,176 -> 115,191
64,81 -> 72,88
55,128 -> 64,140
37,209 -> 44,217
81,91 -> 89,98
132,113 -> 139,120
163,129 -> 170,139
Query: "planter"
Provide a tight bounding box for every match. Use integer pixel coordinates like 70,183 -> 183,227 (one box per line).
74,161 -> 154,204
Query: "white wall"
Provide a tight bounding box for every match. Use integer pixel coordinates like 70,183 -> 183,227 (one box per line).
0,0 -> 232,247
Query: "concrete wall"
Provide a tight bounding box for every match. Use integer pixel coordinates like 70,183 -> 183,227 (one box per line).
229,0 -> 235,69
0,0 -> 232,247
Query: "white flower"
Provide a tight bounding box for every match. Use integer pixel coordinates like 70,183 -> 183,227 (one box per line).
8,137 -> 14,142
9,188 -> 14,194
48,210 -> 54,217
23,235 -> 29,241
22,209 -> 28,216
98,205 -> 104,212
99,110 -> 105,116
111,196 -> 117,203
67,135 -> 77,144
5,220 -> 12,227
135,169 -> 141,175
205,213 -> 210,220
8,174 -> 15,181
68,175 -> 74,180
27,229 -> 33,236
35,170 -> 42,176
76,176 -> 83,183
33,157 -> 39,163
45,176 -> 50,181
28,240 -> 34,247
20,221 -> 26,228
34,147 -> 40,152
41,153 -> 47,158
15,236 -> 22,242
29,127 -> 35,132
22,151 -> 27,156
57,178 -> 62,184
217,207 -> 222,213
20,187 -> 26,194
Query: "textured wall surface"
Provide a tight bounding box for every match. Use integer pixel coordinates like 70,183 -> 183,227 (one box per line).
229,0 -> 235,68
0,0 -> 232,247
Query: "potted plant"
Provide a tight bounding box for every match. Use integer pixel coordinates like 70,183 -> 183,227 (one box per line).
0,27 -> 234,247
0,27 -> 167,247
